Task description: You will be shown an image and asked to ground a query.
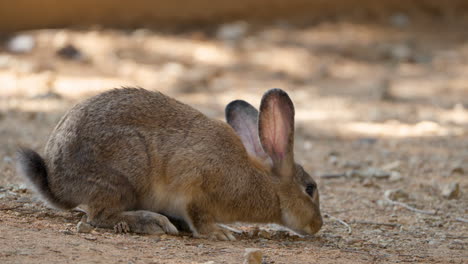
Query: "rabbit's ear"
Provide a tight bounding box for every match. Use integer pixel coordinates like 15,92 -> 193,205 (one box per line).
225,100 -> 268,160
259,89 -> 295,176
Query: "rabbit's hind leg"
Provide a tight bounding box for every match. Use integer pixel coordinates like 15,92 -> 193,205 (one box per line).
82,175 -> 178,235
116,210 -> 179,235
88,206 -> 179,235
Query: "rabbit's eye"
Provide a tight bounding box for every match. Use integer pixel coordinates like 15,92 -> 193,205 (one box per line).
305,184 -> 316,197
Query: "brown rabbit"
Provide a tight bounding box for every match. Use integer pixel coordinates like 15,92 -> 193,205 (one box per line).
17,87 -> 322,240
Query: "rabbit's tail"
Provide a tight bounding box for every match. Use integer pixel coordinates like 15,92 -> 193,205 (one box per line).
16,148 -> 74,210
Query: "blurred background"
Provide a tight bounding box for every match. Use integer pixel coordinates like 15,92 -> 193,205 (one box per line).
1,1 -> 467,186
0,1 -> 467,261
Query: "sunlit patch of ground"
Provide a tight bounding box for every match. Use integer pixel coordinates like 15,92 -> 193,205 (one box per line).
0,16 -> 467,263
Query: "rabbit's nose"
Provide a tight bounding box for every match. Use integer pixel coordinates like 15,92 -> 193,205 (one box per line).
310,216 -> 323,234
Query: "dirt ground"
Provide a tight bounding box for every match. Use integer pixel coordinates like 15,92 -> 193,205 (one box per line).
0,12 -> 467,264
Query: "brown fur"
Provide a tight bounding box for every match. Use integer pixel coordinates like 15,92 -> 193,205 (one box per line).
17,87 -> 322,240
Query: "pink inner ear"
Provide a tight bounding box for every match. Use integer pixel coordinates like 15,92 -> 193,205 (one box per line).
237,118 -> 266,158
227,103 -> 268,160
263,97 -> 292,162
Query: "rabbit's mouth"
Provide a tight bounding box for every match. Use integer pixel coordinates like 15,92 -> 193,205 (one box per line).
286,224 -> 321,237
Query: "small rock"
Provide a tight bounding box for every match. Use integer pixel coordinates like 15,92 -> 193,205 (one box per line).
247,227 -> 260,238
31,91 -> 62,100
381,161 -> 401,171
201,261 -> 215,264
390,44 -> 412,61
378,238 -> 394,248
84,236 -> 97,241
61,229 -> 74,235
76,221 -> 93,233
389,13 -> 410,27
7,34 -> 35,53
448,240 -> 465,250
441,183 -> 460,200
450,165 -> 464,175
304,141 -> 313,150
217,21 -> 248,42
389,171 -> 403,182
161,62 -> 185,76
257,229 -> 272,239
328,155 -> 338,166
374,78 -> 393,101
0,55 -> 12,68
362,178 -> 378,188
175,67 -> 220,93
376,200 -> 389,208
348,168 -> 391,179
10,184 -> 28,193
132,28 -> 152,38
243,248 -> 263,264
57,44 -> 83,60
356,138 -> 377,145
385,189 -> 409,201
409,157 -> 421,168
341,161 -> 361,170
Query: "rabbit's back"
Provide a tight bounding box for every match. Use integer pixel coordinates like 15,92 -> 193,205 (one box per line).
43,88 -> 248,208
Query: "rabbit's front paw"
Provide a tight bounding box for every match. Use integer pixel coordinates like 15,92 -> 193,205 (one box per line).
194,224 -> 236,241
114,221 -> 131,233
210,226 -> 236,241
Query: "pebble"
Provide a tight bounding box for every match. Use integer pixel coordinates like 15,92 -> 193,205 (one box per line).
84,236 -> 97,241
0,55 -> 12,68
56,44 -> 83,60
31,91 -> 62,100
381,161 -> 401,171
217,21 -> 248,42
257,229 -> 272,239
448,240 -> 465,250
341,161 -> 362,170
61,229 -> 74,235
389,13 -> 410,27
7,34 -> 35,53
328,155 -> 339,166
76,221 -> 94,233
389,171 -> 403,182
385,189 -> 409,201
390,44 -> 412,61
362,178 -> 378,188
243,248 -> 263,264
450,165 -> 464,175
347,168 -> 391,179
356,138 -> 377,145
441,183 -> 460,199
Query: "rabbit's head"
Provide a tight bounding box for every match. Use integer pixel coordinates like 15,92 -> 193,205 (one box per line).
226,88 -> 322,235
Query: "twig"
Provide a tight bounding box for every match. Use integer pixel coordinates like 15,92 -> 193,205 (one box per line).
0,205 -> 22,211
351,220 -> 401,227
455,217 -> 468,223
320,173 -> 346,179
384,192 -> 436,215
340,248 -> 370,255
325,214 -> 352,234
445,235 -> 468,239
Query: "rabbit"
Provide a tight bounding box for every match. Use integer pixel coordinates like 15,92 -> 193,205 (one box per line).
16,87 -> 322,240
